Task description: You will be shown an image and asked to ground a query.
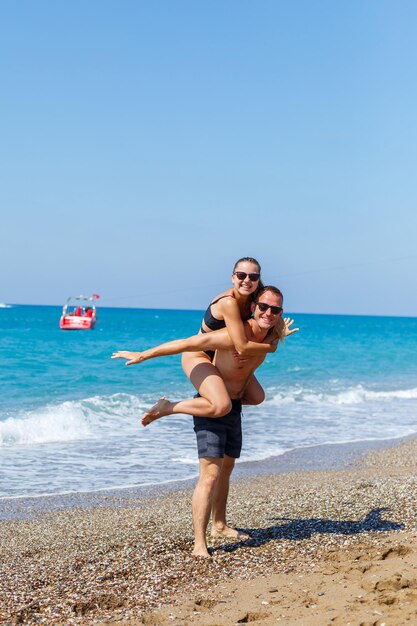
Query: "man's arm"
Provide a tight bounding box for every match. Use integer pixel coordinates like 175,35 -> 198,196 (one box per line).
111,327 -> 234,365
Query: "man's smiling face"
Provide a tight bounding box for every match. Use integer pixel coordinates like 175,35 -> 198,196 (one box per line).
252,290 -> 283,330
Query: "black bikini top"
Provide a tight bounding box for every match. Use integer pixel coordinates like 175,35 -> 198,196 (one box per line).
201,295 -> 251,333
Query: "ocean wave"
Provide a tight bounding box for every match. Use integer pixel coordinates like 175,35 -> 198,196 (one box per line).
0,403 -> 91,446
0,393 -> 149,447
267,384 -> 417,406
172,457 -> 199,465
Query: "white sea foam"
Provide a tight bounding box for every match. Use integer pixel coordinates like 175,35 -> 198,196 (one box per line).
266,384 -> 417,406
0,403 -> 90,446
172,457 -> 199,465
0,393 -> 149,447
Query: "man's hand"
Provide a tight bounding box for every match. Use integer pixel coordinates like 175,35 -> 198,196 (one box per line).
283,317 -> 299,337
111,351 -> 145,365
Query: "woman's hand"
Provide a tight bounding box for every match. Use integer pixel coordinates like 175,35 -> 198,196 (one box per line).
283,317 -> 299,337
232,350 -> 249,364
111,351 -> 145,365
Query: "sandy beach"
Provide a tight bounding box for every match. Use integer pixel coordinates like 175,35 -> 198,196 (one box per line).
1,438 -> 417,625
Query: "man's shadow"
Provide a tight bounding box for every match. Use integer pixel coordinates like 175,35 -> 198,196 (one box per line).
214,508 -> 404,553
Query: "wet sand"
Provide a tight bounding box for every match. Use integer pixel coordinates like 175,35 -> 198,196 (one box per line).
1,437 -> 417,624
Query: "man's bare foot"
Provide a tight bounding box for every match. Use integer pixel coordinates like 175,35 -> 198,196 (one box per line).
141,397 -> 173,426
211,525 -> 251,540
192,546 -> 211,558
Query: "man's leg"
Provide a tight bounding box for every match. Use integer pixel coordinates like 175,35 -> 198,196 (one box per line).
210,455 -> 250,540
192,457 -> 223,557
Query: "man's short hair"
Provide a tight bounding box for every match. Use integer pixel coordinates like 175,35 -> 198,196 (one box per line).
255,285 -> 284,303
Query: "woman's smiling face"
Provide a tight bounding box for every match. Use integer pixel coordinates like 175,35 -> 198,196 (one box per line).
231,261 -> 261,295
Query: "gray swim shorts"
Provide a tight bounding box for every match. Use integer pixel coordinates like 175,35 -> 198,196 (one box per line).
193,399 -> 242,459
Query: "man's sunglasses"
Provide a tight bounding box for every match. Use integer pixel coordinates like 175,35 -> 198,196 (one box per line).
234,271 -> 260,281
255,301 -> 283,315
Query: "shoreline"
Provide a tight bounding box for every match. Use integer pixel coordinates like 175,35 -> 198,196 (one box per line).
2,435 -> 417,624
0,433 -> 414,520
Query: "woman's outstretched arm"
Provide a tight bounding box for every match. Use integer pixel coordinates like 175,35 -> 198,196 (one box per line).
112,317 -> 299,365
111,328 -> 234,365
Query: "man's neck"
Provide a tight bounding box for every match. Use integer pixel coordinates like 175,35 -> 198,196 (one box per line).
246,317 -> 271,342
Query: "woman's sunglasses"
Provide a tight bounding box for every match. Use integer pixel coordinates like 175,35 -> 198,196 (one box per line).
233,271 -> 260,281
255,301 -> 283,315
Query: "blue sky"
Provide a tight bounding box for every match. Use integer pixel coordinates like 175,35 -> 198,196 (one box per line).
1,1 -> 416,315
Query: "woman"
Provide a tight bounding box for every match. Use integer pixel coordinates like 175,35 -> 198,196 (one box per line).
113,257 -> 288,422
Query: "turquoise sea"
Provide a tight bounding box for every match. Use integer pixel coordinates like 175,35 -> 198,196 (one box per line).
1,304 -> 417,499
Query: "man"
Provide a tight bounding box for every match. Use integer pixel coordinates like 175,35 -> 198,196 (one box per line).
112,286 -> 297,557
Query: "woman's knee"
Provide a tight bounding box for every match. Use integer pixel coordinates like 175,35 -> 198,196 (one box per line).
194,371 -> 233,417
210,398 -> 232,418
252,388 -> 265,405
244,387 -> 265,406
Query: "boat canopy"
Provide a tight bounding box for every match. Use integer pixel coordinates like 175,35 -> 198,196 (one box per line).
64,294 -> 100,305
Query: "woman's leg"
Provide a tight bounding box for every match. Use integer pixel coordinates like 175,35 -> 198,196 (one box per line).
141,352 -> 232,425
241,375 -> 265,406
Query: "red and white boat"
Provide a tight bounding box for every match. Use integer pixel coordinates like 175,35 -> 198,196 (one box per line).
59,294 -> 100,330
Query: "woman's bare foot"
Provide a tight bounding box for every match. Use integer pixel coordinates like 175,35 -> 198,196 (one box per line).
141,397 -> 174,426
211,524 -> 250,540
